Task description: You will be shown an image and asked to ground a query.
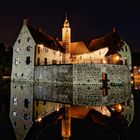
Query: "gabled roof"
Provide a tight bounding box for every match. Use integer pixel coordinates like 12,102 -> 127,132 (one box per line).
70,41 -> 90,55
87,32 -> 122,56
27,26 -> 65,52
68,32 -> 123,55
25,20 -> 124,56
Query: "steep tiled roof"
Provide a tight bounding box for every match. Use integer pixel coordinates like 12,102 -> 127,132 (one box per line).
87,32 -> 122,56
27,24 -> 124,56
70,41 -> 90,54
27,26 -> 65,52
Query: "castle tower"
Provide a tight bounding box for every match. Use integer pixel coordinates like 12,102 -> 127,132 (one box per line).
62,13 -> 71,64
61,104 -> 71,140
11,18 -> 36,82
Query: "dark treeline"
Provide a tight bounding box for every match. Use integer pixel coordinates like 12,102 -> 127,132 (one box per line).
0,43 -> 12,78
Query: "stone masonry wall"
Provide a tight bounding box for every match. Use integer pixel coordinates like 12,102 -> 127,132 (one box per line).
34,64 -> 131,84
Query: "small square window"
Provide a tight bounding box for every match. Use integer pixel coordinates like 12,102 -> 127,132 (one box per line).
27,46 -> 31,51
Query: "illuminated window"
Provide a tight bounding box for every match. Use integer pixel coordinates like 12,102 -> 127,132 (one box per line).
13,97 -> 18,105
12,111 -> 17,117
15,58 -> 20,65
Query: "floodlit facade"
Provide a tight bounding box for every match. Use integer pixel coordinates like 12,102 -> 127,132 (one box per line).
11,16 -> 132,83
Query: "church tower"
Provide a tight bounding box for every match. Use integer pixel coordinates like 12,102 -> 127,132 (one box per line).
62,13 -> 71,63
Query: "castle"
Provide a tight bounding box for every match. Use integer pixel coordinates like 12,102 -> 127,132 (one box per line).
11,15 -> 131,84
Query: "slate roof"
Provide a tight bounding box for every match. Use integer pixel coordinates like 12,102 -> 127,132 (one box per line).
69,31 -> 123,55
27,24 -> 124,56
27,26 -> 65,52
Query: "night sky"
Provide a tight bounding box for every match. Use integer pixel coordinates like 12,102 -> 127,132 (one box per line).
0,0 -> 139,52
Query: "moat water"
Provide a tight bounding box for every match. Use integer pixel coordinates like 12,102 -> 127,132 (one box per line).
0,80 -> 140,140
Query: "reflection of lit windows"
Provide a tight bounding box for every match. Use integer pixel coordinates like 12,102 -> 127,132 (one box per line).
24,113 -> 30,120
15,58 -> 20,65
24,124 -> 28,130
13,97 -> 18,105
12,111 -> 17,117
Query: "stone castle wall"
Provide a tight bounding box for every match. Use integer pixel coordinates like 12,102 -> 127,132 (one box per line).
34,64 -> 131,84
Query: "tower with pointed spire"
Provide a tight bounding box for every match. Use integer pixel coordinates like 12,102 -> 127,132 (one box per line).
62,13 -> 71,63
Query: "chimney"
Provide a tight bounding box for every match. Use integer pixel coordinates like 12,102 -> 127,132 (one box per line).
113,27 -> 117,32
23,18 -> 29,26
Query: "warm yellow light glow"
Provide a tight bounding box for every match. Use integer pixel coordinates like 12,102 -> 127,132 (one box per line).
38,44 -> 44,48
36,117 -> 42,122
111,104 -> 123,113
115,55 -> 120,61
56,108 -> 60,111
103,60 -> 107,64
131,80 -> 134,84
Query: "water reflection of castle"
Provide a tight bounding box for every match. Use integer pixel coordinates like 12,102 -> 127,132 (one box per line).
10,82 -> 134,140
